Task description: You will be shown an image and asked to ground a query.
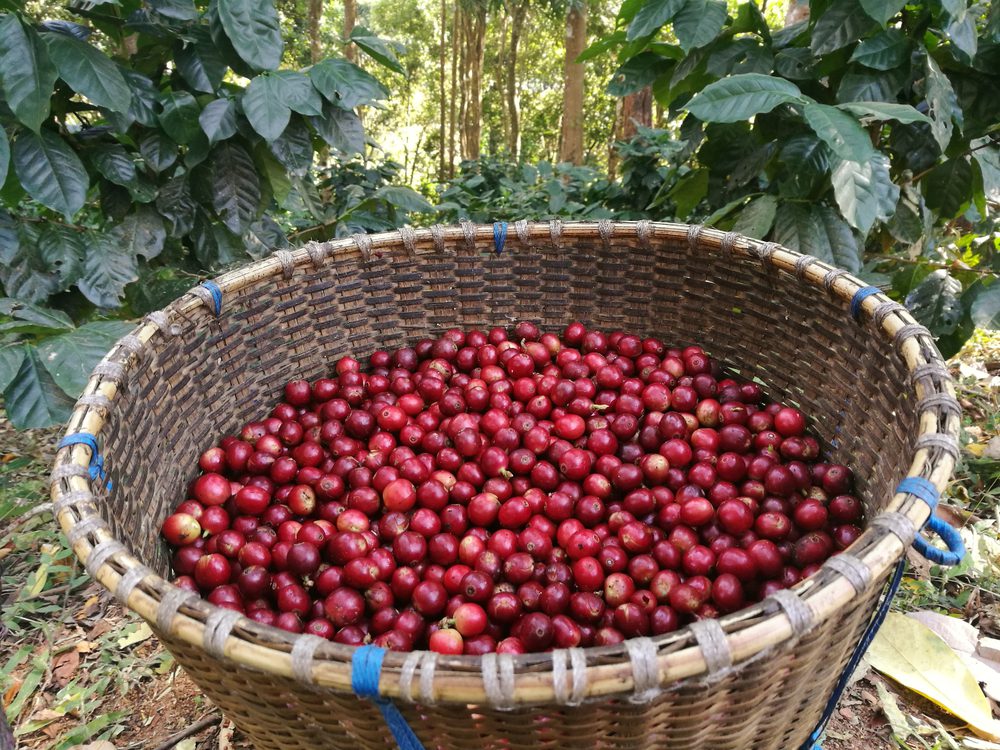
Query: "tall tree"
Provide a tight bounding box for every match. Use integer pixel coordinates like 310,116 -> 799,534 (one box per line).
505,0 -> 528,160
439,0 -> 448,180
344,0 -> 357,61
308,0 -> 323,63
608,86 -> 651,177
460,1 -> 487,160
494,11 -> 510,154
449,0 -> 459,175
558,0 -> 586,164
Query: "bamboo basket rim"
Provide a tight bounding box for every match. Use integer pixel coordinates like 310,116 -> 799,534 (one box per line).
49,220 -> 960,707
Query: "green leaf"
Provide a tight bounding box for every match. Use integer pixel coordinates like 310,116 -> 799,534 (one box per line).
627,0 -> 686,41
673,0 -> 727,53
921,155 -> 979,219
198,98 -> 238,145
732,195 -> 778,239
945,12 -> 977,62
41,31 -> 131,113
216,0 -> 283,70
268,117 -> 312,177
3,346 -> 76,429
0,15 -> 58,131
811,0 -> 878,55
37,225 -> 84,287
121,69 -> 158,128
772,203 -> 862,272
90,143 -> 137,187
191,209 -> 248,267
309,58 -> 388,109
37,321 -> 134,398
836,67 -> 906,102
607,52 -> 670,97
578,31 -> 627,63
779,135 -> 831,193
110,207 -> 166,260
0,233 -> 60,304
666,168 -> 709,218
837,101 -> 931,125
970,283 -> 1000,329
0,210 -> 16,265
243,74 -> 291,141
831,153 -> 899,235
0,127 -> 8,189
156,176 -> 198,237
12,130 -> 88,220
175,32 -> 225,93
905,269 -> 963,336
0,298 -> 74,330
349,26 -> 404,74
77,231 -> 139,308
925,56 -> 962,152
774,48 -> 817,80
242,215 -> 289,258
857,0 -> 905,26
312,103 -> 365,154
138,131 -> 178,173
270,70 -> 323,116
0,341 -> 25,392
210,140 -> 260,234
687,73 -> 804,123
375,186 -> 434,213
149,0 -> 198,20
849,28 -> 909,70
802,102 -> 874,162
158,91 -> 201,144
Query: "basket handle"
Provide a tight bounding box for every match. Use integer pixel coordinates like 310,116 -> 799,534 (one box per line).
803,477 -> 965,749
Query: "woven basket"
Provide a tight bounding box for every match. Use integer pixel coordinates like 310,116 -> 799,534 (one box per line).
51,220 -> 961,750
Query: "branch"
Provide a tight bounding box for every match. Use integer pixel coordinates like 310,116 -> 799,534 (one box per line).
868,254 -> 998,277
150,713 -> 222,750
910,139 -> 998,185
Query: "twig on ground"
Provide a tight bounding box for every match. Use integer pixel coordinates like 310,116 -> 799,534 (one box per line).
150,712 -> 222,750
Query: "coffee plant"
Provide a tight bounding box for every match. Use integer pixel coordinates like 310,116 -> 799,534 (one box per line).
588,0 -> 1000,356
0,0 -> 429,428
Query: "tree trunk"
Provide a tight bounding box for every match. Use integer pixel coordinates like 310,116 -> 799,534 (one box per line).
344,0 -> 357,62
460,2 -> 486,161
506,0 -> 527,160
449,1 -> 459,175
785,0 -> 810,25
620,86 -> 652,141
458,7 -> 468,160
558,1 -> 586,165
439,0 -> 448,180
308,0 -> 323,63
494,12 -> 509,156
607,87 -> 651,177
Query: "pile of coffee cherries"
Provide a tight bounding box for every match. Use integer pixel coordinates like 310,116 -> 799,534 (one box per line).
162,322 -> 864,655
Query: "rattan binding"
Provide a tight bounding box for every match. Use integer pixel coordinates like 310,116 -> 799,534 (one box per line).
51,221 -> 960,750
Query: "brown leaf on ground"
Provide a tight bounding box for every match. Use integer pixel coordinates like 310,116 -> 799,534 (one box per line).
53,650 -> 79,687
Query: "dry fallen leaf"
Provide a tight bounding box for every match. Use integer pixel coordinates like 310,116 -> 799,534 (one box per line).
908,611 -> 980,655
218,718 -> 235,750
53,650 -> 80,687
984,436 -> 1000,461
117,622 -> 153,649
66,742 -> 117,750
868,612 -> 1000,740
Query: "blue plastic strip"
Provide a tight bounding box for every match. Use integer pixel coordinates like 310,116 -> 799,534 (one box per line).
200,280 -> 223,316
58,433 -> 112,489
914,515 -> 965,566
850,286 -> 881,319
804,475 -> 965,747
351,645 -> 425,750
493,221 -> 508,254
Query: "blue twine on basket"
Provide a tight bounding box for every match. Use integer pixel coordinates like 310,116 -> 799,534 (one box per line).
200,280 -> 223,316
493,221 -> 508,254
58,433 -> 112,490
803,476 -> 965,748
352,645 -> 425,750
850,286 -> 881,320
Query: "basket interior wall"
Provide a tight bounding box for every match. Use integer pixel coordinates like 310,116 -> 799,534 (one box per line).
94,234 -> 917,574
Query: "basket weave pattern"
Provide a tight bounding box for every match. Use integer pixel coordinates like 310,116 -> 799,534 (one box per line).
50,221 -> 960,749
